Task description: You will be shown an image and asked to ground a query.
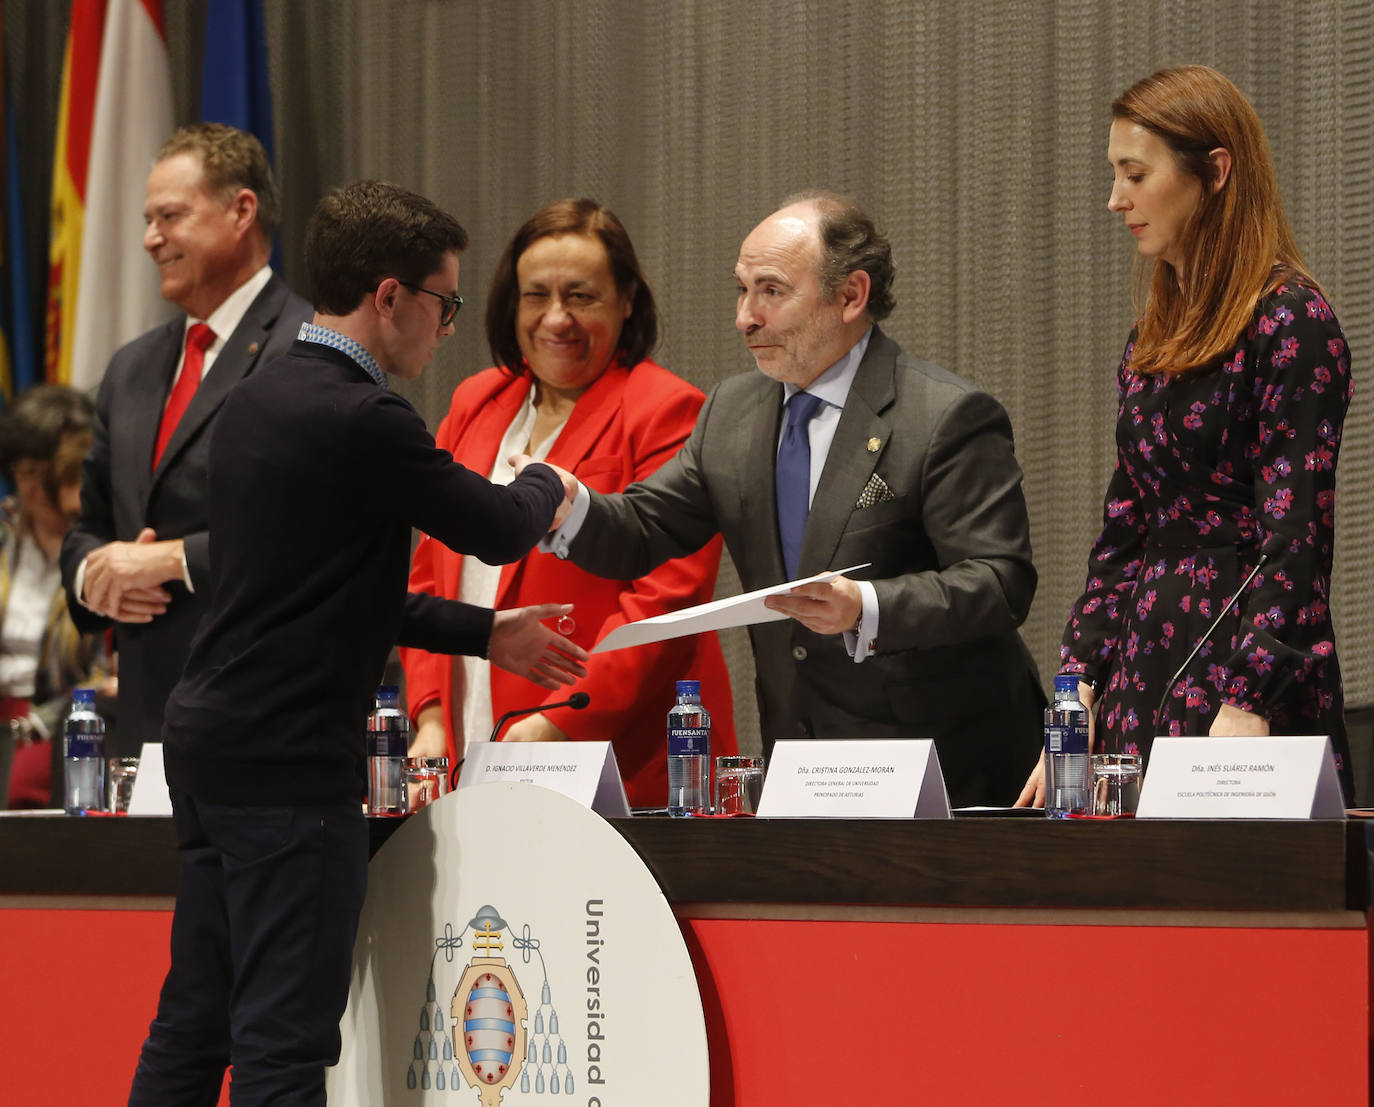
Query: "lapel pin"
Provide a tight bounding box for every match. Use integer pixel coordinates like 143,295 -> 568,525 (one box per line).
866,437 -> 881,453
247,341 -> 260,355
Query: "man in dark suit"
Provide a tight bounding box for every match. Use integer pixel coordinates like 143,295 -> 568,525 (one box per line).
61,124 -> 312,756
537,192 -> 1044,805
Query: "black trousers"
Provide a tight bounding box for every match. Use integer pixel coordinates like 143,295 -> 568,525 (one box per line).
128,789 -> 368,1106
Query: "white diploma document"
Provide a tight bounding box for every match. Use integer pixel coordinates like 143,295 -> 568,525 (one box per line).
592,564 -> 872,654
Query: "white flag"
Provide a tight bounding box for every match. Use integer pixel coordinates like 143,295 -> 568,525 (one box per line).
69,0 -> 176,392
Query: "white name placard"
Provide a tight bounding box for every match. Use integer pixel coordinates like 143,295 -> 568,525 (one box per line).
126,742 -> 172,816
756,739 -> 950,819
1137,735 -> 1345,819
457,740 -> 630,817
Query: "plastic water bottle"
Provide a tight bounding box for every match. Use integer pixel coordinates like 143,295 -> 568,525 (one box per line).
63,688 -> 105,814
1045,673 -> 1090,818
366,685 -> 408,816
667,679 -> 711,817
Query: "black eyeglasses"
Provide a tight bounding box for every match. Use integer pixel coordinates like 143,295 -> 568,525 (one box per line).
399,282 -> 464,325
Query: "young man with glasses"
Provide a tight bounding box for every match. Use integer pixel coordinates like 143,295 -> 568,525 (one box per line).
128,180 -> 584,1106
399,280 -> 463,325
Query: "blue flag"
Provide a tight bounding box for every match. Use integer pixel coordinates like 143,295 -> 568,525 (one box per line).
200,0 -> 280,267
3,95 -> 37,407
0,10 -> 36,412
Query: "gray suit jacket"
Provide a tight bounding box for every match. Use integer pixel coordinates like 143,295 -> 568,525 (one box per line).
61,273 -> 313,756
568,326 -> 1043,805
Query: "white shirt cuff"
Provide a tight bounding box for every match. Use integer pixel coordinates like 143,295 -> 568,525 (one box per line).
74,556 -> 92,610
539,481 -> 589,558
75,542 -> 194,609
841,580 -> 879,662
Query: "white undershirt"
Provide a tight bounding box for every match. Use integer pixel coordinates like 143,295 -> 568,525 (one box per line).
0,533 -> 61,697
453,387 -> 567,748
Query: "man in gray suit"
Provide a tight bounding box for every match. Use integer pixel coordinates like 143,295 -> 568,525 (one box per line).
537,192 -> 1043,805
61,124 -> 313,757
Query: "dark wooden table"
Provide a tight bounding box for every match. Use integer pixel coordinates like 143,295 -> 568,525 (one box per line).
2,812 -> 1366,912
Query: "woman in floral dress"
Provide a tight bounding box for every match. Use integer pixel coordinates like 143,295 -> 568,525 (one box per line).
1020,65 -> 1354,804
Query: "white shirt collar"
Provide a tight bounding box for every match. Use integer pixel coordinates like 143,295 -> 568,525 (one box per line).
189,265 -> 274,347
781,325 -> 873,409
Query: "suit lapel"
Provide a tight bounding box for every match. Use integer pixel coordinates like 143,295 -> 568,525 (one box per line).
544,364 -> 626,471
461,375 -> 532,478
124,320 -> 184,510
739,378 -> 788,584
799,328 -> 897,576
150,279 -> 284,494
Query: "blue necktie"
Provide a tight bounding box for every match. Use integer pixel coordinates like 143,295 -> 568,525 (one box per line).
775,390 -> 823,579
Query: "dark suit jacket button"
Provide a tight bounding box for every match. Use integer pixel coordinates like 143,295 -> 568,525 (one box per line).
791,645 -> 808,661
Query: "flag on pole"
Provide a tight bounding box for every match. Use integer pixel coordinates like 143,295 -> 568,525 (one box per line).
44,0 -> 106,387
201,0 -> 280,268
0,11 -> 38,406
67,0 -> 175,391
46,0 -> 174,392
201,0 -> 276,157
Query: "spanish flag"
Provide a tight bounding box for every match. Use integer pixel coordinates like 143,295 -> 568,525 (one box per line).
46,0 -> 173,391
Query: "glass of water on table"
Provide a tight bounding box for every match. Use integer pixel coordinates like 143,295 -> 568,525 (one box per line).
1091,753 -> 1142,817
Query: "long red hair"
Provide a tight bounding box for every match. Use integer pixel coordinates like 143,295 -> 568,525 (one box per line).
1113,66 -> 1312,375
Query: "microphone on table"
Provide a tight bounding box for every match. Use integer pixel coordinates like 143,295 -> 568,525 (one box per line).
449,694 -> 592,791
1151,553 -> 1268,736
488,691 -> 591,744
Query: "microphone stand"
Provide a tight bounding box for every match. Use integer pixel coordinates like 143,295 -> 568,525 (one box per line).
447,692 -> 592,793
1152,553 -> 1268,736
488,691 -> 591,744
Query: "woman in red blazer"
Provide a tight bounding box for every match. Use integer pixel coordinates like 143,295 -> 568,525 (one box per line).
400,199 -> 735,806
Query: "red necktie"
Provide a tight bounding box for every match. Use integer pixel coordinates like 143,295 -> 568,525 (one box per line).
153,323 -> 215,470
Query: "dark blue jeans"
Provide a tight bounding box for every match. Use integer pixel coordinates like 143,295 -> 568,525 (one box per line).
128,789 -> 368,1106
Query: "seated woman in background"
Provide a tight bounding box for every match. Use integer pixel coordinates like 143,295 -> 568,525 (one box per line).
1020,65 -> 1355,805
0,385 -> 110,808
401,198 -> 736,806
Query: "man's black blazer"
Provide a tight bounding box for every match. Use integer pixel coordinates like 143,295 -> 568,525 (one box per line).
61,273 -> 313,755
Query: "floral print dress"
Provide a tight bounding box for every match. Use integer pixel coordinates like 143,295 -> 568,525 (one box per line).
1061,279 -> 1353,797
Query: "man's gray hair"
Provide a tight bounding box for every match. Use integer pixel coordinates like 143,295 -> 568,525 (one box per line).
784,190 -> 896,322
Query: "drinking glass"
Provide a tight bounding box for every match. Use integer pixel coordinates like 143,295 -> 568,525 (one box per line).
1091,753 -> 1142,817
106,756 -> 140,814
405,756 -> 450,813
714,756 -> 764,816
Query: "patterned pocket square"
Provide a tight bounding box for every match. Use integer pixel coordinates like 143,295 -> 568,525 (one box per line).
856,473 -> 896,509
